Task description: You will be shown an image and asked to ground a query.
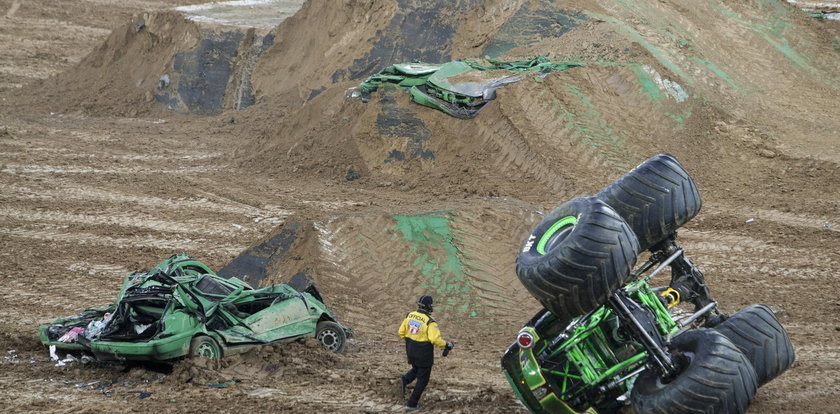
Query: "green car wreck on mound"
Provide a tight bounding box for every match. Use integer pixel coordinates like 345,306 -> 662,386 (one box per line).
39,254 -> 351,361
358,56 -> 583,119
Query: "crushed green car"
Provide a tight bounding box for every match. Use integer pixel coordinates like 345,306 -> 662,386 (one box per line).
39,254 -> 351,361
358,56 -> 582,118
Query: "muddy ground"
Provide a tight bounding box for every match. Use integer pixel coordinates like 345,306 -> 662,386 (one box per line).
1,0 -> 840,413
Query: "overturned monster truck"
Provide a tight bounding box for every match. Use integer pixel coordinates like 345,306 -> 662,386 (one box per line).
40,254 -> 351,361
502,154 -> 794,414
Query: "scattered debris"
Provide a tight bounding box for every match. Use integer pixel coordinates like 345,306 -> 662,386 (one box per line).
345,168 -> 359,181
642,65 -> 689,102
54,354 -> 80,367
58,327 -> 85,343
135,21 -> 145,32
345,87 -> 360,99
84,313 -> 113,339
207,379 -> 239,388
158,74 -> 170,90
248,387 -> 282,397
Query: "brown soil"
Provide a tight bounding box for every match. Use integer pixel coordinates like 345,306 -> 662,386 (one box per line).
2,0 -> 839,413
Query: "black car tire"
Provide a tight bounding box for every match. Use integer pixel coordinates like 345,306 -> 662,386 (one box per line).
596,153 -> 702,251
316,321 -> 347,353
714,304 -> 795,386
516,196 -> 639,320
631,329 -> 757,414
190,335 -> 222,359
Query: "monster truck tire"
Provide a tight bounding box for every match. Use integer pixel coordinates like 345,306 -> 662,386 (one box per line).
516,196 -> 639,320
714,304 -> 795,386
316,321 -> 347,353
596,153 -> 702,252
631,329 -> 757,414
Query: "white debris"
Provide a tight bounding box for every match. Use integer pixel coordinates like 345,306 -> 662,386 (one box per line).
642,65 -> 689,102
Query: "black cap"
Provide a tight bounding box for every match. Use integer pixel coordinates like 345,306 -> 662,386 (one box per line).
417,295 -> 433,312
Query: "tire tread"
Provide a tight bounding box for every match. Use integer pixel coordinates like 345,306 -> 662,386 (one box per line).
597,154 -> 701,251
714,304 -> 795,386
631,329 -> 757,414
516,197 -> 640,319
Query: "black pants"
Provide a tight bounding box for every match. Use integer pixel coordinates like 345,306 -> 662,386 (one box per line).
401,363 -> 432,407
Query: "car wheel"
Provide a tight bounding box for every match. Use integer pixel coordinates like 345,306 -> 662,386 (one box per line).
630,329 -> 757,414
714,304 -> 795,386
316,321 -> 346,353
190,335 -> 222,359
516,196 -> 639,320
596,153 -> 702,251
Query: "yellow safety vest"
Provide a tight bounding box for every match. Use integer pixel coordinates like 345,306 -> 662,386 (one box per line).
398,311 -> 447,347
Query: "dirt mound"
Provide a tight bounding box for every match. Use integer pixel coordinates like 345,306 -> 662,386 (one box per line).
21,12 -> 200,116
219,0 -> 840,206
215,199 -> 545,330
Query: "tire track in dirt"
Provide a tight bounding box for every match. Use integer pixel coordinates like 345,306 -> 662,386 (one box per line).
312,202 -> 549,333
542,74 -> 641,171
2,164 -> 223,175
0,148 -> 223,162
473,99 -> 576,199
448,204 -> 542,321
505,80 -> 607,175
0,207 -> 243,236
475,64 -> 678,200
313,213 -> 430,336
0,227 -> 242,256
0,183 -> 291,222
674,227 -> 838,342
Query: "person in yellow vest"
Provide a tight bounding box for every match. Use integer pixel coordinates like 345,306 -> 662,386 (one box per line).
397,295 -> 454,411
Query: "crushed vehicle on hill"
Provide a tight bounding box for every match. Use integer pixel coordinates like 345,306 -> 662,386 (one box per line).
40,254 -> 351,361
501,154 -> 794,414
357,56 -> 582,119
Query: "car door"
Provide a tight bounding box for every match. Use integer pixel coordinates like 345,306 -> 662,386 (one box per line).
220,294 -> 315,344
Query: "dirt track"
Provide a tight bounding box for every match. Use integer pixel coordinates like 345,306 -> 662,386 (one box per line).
2,0 -> 840,413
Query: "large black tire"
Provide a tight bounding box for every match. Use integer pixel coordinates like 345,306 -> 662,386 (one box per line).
714,304 -> 795,386
316,321 -> 347,353
631,329 -> 757,414
596,153 -> 702,251
190,335 -> 222,359
516,196 -> 639,320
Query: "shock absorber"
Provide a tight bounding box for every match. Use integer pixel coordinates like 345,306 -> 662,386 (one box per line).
651,234 -> 726,326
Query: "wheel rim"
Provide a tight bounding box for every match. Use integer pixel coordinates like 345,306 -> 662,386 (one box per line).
537,216 -> 577,255
196,341 -> 218,358
317,328 -> 341,352
651,351 -> 694,390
